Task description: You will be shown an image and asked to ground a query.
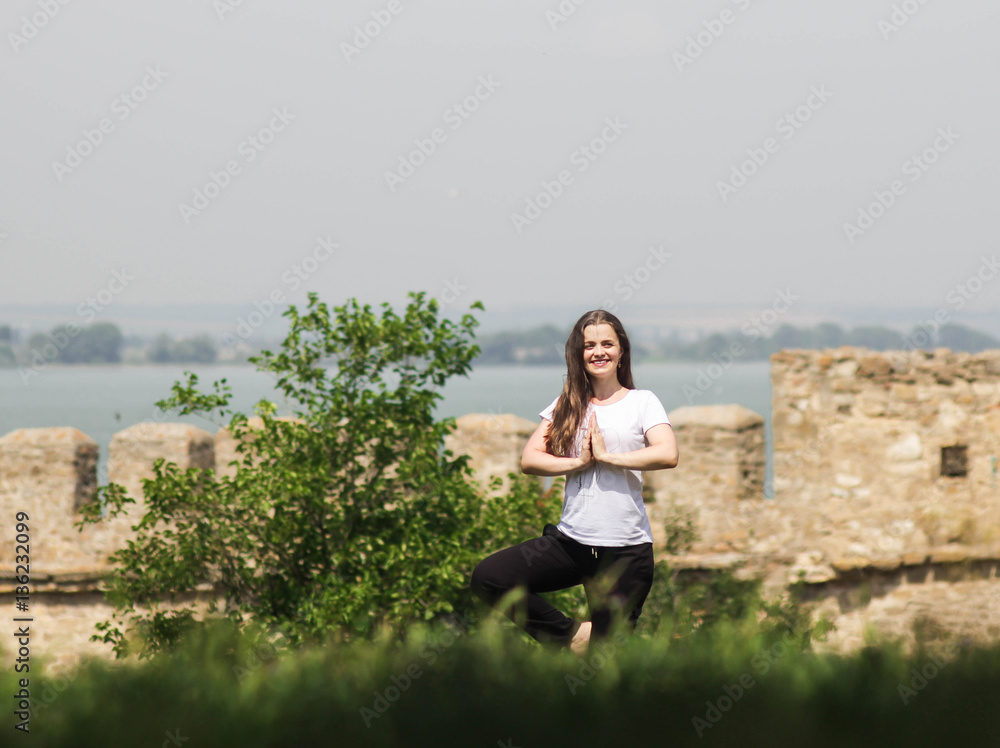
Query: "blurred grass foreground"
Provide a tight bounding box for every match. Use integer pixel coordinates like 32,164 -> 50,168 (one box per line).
7,612 -> 1000,748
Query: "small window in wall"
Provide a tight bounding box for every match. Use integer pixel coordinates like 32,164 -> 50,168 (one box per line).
940,445 -> 968,477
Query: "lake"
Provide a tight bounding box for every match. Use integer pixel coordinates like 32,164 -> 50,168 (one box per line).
0,360 -> 774,492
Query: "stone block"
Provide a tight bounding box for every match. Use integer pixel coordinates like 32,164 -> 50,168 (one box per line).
108,423 -> 215,510
857,355 -> 891,378
0,428 -> 99,572
886,433 -> 922,462
832,378 -> 859,393
667,404 -> 764,432
444,413 -> 539,496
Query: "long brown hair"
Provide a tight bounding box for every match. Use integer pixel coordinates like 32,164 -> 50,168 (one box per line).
544,310 -> 635,457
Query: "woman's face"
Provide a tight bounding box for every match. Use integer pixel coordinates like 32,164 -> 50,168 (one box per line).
581,323 -> 621,378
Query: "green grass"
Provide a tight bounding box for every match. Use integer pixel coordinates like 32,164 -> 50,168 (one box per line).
8,613 -> 1000,748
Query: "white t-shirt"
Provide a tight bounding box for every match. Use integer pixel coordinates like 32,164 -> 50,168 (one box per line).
538,388 -> 671,546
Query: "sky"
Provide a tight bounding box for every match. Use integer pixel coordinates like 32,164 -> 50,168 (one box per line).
1,0 -> 998,338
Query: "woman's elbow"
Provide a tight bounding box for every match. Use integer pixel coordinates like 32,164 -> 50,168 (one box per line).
520,453 -> 538,475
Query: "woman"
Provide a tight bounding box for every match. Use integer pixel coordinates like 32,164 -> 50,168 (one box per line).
470,309 -> 678,653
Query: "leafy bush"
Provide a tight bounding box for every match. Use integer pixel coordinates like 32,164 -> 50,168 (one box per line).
77,291 -> 577,657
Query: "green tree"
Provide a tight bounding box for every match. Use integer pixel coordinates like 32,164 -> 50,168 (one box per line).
28,322 -> 124,363
149,333 -> 218,363
77,292 -> 562,657
846,325 -> 903,350
770,323 -> 804,349
148,333 -> 175,363
937,322 -> 999,353
813,322 -> 846,348
84,321 -> 124,362
475,324 -> 565,364
173,334 -> 217,363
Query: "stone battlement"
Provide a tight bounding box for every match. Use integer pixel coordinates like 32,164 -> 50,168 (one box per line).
771,347 -> 1000,560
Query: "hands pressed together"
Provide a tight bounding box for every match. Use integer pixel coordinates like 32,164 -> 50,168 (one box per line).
577,412 -> 607,467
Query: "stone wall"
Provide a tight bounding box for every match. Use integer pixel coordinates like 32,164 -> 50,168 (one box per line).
805,558 -> 1000,654
645,404 -> 765,551
771,347 -> 1000,563
0,423 -> 219,672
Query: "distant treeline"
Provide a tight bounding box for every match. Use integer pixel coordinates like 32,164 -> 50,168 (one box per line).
147,332 -> 217,363
2,319 -> 997,369
0,322 -> 218,368
472,321 -> 1000,365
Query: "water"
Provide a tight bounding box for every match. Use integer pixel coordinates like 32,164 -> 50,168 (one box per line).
0,361 -> 773,490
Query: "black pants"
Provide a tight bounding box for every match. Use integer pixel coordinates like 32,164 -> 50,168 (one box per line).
470,523 -> 654,649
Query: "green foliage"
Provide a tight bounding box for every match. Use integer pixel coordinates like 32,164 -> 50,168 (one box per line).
661,499 -> 700,556
77,292 -> 576,658
636,562 -> 834,653
19,617 -> 1000,748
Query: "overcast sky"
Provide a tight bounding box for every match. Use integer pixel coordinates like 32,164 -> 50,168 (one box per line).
1,0 -> 998,332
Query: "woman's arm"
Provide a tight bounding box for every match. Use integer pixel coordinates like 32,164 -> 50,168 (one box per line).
520,418 -> 592,477
590,415 -> 678,471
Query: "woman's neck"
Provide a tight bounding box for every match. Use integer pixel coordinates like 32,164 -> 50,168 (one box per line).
589,379 -> 625,402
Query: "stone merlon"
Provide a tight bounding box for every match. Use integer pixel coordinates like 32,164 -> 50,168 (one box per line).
668,404 -> 764,432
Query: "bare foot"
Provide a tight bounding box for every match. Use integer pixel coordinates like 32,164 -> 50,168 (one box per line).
569,621 -> 592,655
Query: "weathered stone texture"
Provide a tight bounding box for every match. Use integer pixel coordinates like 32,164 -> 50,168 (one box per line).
771,348 -> 1000,565
0,422 -> 217,574
0,587 -> 225,677
0,428 -> 99,571
443,413 -> 541,496
645,404 -> 766,552
808,564 -> 1000,655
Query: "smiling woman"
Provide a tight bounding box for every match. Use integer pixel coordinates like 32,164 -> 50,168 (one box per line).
470,309 -> 678,655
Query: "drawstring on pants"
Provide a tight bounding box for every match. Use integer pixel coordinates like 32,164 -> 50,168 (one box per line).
592,547 -> 597,559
